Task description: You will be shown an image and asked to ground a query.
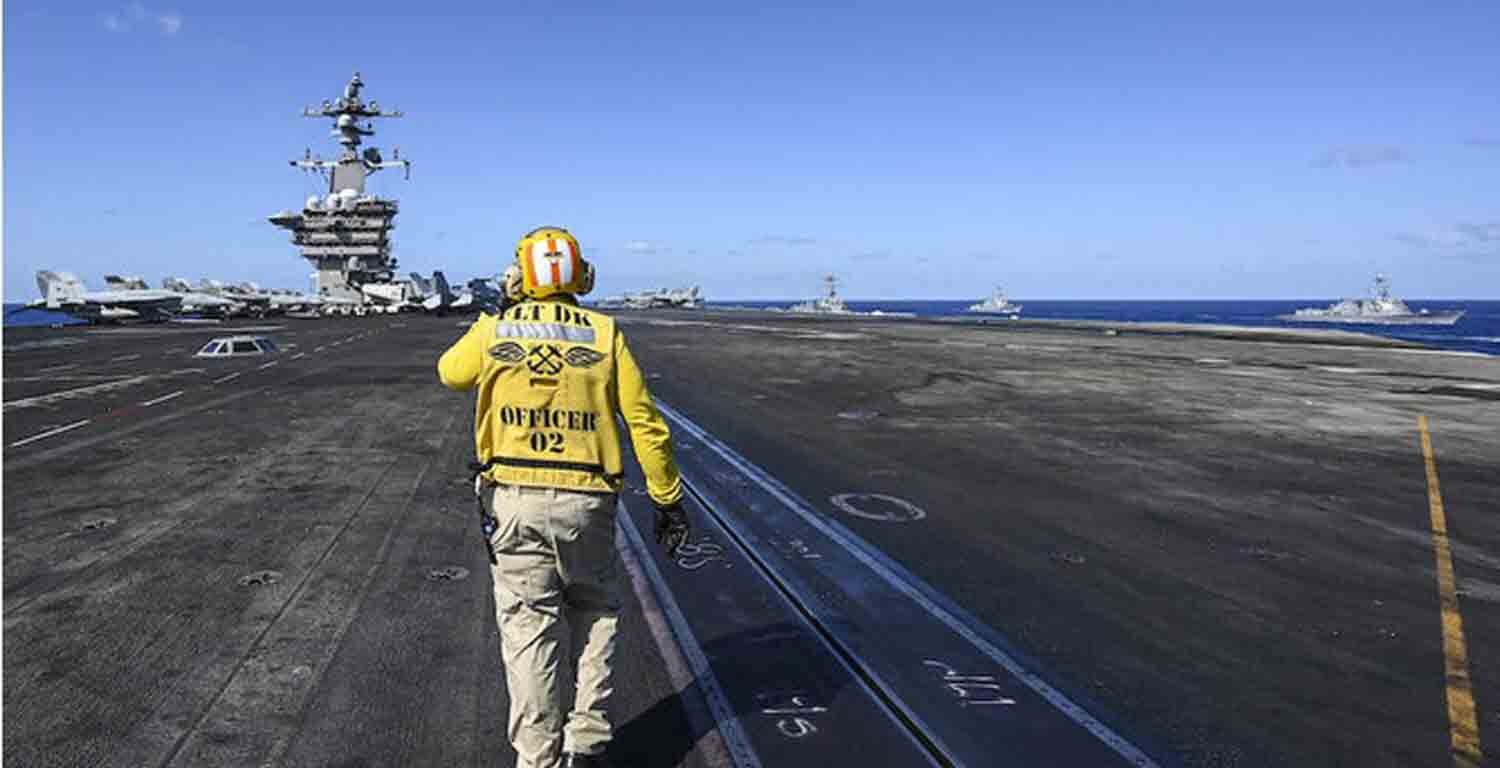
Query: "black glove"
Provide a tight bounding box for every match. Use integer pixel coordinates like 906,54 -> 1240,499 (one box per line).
654,502 -> 690,556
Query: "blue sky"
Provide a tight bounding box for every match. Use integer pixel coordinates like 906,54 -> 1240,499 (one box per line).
6,1 -> 1499,300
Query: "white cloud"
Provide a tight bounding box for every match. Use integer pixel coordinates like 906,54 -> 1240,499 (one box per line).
1313,145 -> 1407,169
99,3 -> 182,36
748,235 -> 818,246
622,240 -> 669,255
1395,219 -> 1500,257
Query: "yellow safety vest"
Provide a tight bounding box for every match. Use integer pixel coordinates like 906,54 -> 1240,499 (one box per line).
437,297 -> 683,507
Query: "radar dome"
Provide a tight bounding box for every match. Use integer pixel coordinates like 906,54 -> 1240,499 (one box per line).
306,196 -> 321,210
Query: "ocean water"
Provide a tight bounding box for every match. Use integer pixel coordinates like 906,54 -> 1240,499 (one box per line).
7,301 -> 1498,356
711,299 -> 1500,357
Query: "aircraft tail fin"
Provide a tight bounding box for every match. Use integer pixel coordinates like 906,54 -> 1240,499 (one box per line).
433,271 -> 453,302
36,270 -> 86,307
409,272 -> 432,295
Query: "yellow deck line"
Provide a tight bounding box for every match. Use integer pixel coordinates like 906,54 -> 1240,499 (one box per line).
1419,415 -> 1484,768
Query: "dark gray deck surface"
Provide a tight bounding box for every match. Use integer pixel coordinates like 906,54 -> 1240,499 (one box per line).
3,319 -> 711,768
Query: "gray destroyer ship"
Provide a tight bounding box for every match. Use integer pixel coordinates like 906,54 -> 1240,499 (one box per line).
267,72 -> 411,312
1278,274 -> 1464,326
966,286 -> 1023,317
788,274 -> 851,314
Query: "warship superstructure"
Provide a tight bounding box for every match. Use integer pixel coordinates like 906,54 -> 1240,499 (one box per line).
967,287 -> 1023,317
1278,274 -> 1465,326
788,274 -> 851,314
268,72 -> 411,307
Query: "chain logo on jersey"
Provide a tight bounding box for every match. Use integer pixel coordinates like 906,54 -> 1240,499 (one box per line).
492,340 -> 604,375
526,344 -> 565,375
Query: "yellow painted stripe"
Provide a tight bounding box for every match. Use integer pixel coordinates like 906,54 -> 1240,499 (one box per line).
1419,415 -> 1485,768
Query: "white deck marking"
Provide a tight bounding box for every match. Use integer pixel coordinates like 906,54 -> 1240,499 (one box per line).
37,363 -> 79,373
212,372 -> 243,384
10,419 -> 91,447
6,375 -> 136,383
141,390 -> 185,407
615,509 -> 762,767
2,376 -> 153,412
256,361 -> 279,370
314,346 -> 326,352
658,401 -> 1162,767
291,352 -> 307,360
110,354 -> 143,362
830,493 -> 927,522
6,338 -> 85,352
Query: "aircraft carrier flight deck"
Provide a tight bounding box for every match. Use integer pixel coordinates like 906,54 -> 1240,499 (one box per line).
4,311 -> 1498,767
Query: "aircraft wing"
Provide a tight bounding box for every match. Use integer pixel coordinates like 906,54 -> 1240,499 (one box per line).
69,295 -> 180,322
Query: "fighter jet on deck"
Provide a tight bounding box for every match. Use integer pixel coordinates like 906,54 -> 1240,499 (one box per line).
405,271 -> 502,315
160,277 -> 247,318
597,286 -> 704,310
193,280 -> 271,317
19,271 -> 183,323
102,275 -> 151,291
418,271 -> 458,314
188,279 -> 329,317
458,276 -> 504,314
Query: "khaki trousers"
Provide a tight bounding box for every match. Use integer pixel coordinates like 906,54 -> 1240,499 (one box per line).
484,483 -> 621,768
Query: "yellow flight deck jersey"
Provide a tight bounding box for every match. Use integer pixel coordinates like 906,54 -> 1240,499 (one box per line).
437,297 -> 683,507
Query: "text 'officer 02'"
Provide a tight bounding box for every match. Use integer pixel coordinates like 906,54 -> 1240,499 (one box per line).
438,226 -> 691,768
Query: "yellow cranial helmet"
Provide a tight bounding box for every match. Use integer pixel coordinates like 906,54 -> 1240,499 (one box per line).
514,226 -> 594,299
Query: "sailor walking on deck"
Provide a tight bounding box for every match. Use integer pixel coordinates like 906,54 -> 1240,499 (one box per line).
438,226 -> 690,768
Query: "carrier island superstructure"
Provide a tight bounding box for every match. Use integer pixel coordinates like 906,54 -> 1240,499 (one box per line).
268,73 -> 411,309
